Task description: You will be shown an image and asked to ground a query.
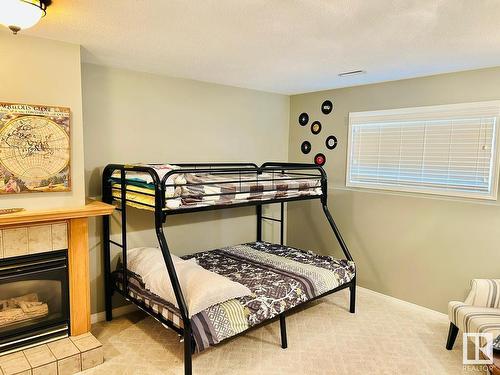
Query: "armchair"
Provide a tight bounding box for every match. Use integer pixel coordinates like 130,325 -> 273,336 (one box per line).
447,279 -> 500,374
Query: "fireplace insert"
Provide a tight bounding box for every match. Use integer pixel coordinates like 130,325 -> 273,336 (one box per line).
0,250 -> 69,354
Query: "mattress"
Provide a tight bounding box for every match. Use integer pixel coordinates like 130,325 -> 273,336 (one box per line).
113,241 -> 355,352
110,164 -> 322,211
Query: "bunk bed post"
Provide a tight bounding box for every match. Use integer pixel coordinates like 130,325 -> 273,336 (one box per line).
279,313 -> 287,349
102,167 -> 113,321
278,165 -> 287,346
256,166 -> 263,242
184,326 -> 192,375
349,277 -> 356,313
103,214 -> 112,321
120,169 -> 129,301
280,202 -> 284,246
256,205 -> 262,241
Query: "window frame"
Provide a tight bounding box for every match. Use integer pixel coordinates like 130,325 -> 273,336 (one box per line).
345,101 -> 500,200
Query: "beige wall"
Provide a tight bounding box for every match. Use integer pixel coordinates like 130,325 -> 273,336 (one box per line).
6,33 -> 497,316
288,67 -> 500,313
0,33 -> 85,209
82,63 -> 290,313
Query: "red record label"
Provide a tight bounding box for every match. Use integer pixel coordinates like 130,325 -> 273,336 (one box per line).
314,153 -> 326,166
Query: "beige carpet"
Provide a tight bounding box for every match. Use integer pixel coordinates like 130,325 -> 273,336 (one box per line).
84,288 -> 484,375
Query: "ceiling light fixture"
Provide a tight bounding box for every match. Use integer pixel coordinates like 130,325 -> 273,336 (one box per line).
338,70 -> 365,77
0,0 -> 51,35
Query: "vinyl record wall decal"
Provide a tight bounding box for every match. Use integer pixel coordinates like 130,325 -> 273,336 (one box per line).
314,153 -> 326,166
321,100 -> 333,114
325,135 -> 338,150
301,141 -> 311,154
298,112 -> 309,126
311,121 -> 322,135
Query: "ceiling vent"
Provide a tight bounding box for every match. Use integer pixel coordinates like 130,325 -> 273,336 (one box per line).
338,70 -> 365,77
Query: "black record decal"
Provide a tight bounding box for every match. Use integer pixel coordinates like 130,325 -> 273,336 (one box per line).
301,141 -> 311,154
314,153 -> 326,166
325,135 -> 338,150
299,112 -> 309,126
321,100 -> 333,114
311,121 -> 322,135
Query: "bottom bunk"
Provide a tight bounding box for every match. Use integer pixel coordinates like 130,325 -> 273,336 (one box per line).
112,241 -> 356,352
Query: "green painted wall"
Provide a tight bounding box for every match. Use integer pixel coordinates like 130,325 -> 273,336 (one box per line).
82,64 -> 290,314
288,67 -> 500,313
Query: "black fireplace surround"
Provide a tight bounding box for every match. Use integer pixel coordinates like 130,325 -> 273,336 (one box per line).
0,250 -> 70,354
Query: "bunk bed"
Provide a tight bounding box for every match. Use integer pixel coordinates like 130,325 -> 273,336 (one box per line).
102,162 -> 356,375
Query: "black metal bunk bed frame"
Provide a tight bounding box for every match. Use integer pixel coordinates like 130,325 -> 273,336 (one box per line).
102,162 -> 355,375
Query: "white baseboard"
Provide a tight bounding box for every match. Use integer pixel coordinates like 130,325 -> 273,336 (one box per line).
90,287 -> 446,325
91,304 -> 138,324
358,286 -> 447,318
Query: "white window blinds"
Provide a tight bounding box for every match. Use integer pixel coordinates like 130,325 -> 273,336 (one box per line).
346,101 -> 500,200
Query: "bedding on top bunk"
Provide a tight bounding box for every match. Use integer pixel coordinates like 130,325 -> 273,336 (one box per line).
113,241 -> 355,352
110,164 -> 322,210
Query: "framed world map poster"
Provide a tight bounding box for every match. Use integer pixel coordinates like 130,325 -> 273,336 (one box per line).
0,102 -> 71,194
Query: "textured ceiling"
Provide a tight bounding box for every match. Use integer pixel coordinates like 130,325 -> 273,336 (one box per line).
7,0 -> 500,94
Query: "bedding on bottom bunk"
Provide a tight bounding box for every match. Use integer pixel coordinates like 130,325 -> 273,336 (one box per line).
113,241 -> 355,352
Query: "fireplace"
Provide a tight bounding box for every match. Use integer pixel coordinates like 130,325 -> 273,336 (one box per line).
0,251 -> 69,354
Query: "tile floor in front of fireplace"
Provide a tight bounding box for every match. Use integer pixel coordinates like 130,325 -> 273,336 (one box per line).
84,288 -> 483,375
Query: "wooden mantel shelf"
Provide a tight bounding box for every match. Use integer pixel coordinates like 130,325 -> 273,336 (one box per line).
0,200 -> 115,226
0,199 -> 114,337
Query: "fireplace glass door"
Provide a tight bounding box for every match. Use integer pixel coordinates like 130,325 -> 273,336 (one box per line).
0,251 -> 69,353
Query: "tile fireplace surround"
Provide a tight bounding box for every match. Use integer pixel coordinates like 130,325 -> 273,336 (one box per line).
0,201 -> 114,375
0,222 -> 68,257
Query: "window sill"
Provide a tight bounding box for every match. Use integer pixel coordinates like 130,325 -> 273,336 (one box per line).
331,185 -> 500,207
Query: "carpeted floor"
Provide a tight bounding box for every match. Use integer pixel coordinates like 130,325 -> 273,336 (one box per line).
84,287 -> 483,375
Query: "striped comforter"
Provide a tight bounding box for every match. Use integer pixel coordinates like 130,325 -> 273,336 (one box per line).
113,241 -> 355,352
110,164 -> 322,211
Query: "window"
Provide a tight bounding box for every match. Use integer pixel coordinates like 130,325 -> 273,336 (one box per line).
346,101 -> 500,200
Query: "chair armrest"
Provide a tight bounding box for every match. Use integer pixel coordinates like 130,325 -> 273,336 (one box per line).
464,279 -> 500,308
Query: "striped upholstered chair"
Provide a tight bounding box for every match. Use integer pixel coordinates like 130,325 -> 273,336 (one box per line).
447,279 -> 500,351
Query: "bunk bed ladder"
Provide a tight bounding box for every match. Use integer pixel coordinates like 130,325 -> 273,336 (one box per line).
257,202 -> 285,245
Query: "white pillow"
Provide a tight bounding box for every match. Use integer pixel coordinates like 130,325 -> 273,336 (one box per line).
125,247 -> 251,317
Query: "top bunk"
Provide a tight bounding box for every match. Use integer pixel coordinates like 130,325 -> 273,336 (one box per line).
102,162 -> 327,215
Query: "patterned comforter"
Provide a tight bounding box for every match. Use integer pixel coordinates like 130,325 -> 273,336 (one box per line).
110,164 -> 322,211
113,241 -> 355,352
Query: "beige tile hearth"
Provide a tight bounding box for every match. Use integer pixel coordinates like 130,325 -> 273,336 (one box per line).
47,338 -> 81,375
70,333 -> 101,353
71,333 -> 103,370
0,351 -> 31,375
24,345 -> 57,375
0,334 -> 103,375
47,338 -> 79,360
84,288 -> 483,375
57,355 -> 81,375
